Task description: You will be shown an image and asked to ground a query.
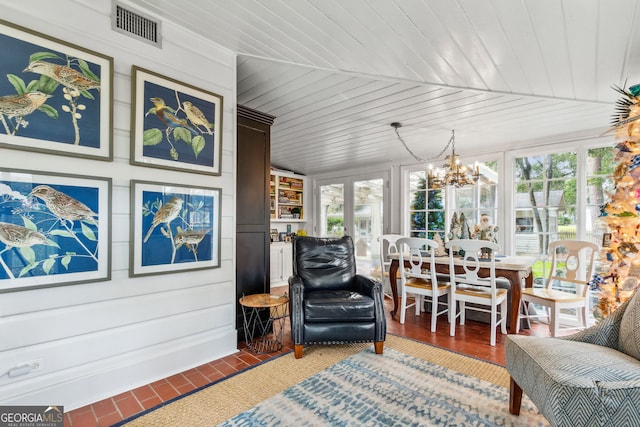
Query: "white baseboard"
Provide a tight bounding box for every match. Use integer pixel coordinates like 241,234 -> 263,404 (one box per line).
1,329 -> 238,411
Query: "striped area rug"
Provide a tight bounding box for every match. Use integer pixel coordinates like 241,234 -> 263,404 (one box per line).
120,335 -> 548,426
218,347 -> 547,426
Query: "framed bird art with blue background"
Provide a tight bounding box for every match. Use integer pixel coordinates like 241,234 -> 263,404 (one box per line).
130,180 -> 221,277
0,19 -> 113,161
0,168 -> 111,293
131,66 -> 223,176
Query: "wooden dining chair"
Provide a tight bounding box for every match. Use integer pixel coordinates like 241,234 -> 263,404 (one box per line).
397,237 -> 451,332
518,240 -> 598,337
446,239 -> 507,346
377,234 -> 404,300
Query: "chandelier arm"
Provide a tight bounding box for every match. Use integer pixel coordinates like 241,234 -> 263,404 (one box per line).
427,130 -> 481,189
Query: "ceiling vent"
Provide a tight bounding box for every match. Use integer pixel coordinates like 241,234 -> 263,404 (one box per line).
112,2 -> 162,48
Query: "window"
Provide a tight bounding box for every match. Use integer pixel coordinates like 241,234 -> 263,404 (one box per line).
408,170 -> 445,238
513,146 -> 614,296
402,142 -> 613,266
511,147 -> 614,324
586,147 -> 615,246
514,152 -> 577,259
405,160 -> 498,239
455,161 -> 499,235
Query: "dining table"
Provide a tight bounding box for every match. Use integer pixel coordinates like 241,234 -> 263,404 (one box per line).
387,253 -> 535,332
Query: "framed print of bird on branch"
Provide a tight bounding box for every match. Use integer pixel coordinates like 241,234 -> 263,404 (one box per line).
0,168 -> 111,293
130,180 -> 221,277
0,19 -> 113,161
130,66 -> 223,176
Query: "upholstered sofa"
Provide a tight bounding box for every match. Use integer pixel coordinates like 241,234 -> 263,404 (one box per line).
506,290 -> 640,426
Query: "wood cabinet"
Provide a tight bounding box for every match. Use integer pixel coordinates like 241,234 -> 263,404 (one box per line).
270,170 -> 306,222
236,105 -> 275,342
270,242 -> 293,286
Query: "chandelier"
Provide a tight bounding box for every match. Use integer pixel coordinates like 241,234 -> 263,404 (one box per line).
390,123 -> 480,189
428,130 -> 480,189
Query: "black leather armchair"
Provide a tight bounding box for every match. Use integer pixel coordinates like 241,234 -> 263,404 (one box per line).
289,235 -> 386,358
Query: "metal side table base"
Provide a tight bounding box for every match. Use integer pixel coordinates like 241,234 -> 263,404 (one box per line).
240,293 -> 289,354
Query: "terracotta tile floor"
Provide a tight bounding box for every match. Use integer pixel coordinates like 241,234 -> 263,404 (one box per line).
65,293 -> 552,426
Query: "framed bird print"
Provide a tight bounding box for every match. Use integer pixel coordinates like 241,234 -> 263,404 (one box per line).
0,19 -> 113,161
130,180 -> 221,277
130,66 -> 224,175
0,168 -> 111,293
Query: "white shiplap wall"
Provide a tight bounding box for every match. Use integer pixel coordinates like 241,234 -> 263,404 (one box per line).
0,0 -> 238,410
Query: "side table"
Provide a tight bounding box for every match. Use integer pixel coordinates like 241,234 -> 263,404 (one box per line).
239,293 -> 289,354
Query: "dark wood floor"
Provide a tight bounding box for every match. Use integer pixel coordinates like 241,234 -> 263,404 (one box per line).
65,291 -> 551,426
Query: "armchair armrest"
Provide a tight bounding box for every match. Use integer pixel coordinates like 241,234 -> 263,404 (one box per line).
352,275 -> 386,342
289,275 -> 304,345
352,274 -> 382,298
561,297 -> 630,349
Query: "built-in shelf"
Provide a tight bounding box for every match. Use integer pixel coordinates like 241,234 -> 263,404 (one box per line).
270,170 -> 306,222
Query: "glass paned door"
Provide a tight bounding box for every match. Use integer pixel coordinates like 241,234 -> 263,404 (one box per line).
353,179 -> 384,276
318,174 -> 388,276
319,183 -> 345,237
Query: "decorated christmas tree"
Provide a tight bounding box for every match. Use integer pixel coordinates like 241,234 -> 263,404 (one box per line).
596,83 -> 640,318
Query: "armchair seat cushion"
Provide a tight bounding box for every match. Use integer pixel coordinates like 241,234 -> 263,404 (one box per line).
304,290 -> 375,322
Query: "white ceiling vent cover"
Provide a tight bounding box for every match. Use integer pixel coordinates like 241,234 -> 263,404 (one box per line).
112,2 -> 162,48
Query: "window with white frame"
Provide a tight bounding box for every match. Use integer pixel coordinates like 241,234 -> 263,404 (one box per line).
514,152 -> 577,259
403,144 -> 613,264
586,147 -> 615,247
513,146 -> 614,323
454,161 -> 499,237
407,170 -> 445,238
513,146 -> 614,286
405,160 -> 499,239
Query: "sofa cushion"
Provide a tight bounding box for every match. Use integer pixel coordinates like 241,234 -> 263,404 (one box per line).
304,290 -> 375,322
619,288 -> 640,359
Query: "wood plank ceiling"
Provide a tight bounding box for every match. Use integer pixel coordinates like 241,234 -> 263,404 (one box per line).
128,0 -> 640,175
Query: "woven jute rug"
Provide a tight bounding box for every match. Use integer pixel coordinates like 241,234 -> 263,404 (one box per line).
118,335 -> 547,426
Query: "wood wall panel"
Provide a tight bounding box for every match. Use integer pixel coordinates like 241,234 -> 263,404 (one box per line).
236,106 -> 275,340
0,0 -> 237,410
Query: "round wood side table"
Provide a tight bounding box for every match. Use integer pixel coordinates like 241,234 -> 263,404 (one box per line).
239,293 -> 289,354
